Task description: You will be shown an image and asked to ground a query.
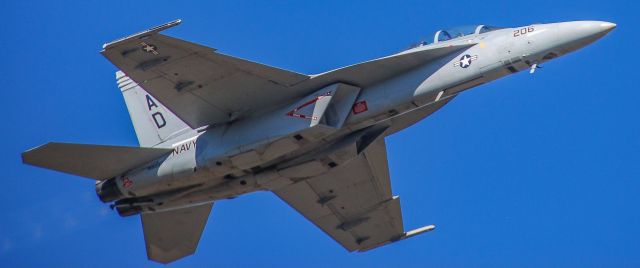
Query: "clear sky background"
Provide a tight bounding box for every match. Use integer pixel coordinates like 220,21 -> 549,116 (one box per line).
1,0 -> 638,267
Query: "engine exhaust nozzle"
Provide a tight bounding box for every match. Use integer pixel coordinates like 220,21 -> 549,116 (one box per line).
95,178 -> 124,203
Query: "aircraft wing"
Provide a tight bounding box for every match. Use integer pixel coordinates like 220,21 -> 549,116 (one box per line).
101,20 -> 310,129
141,203 -> 213,264
274,138 -> 434,251
101,20 -> 473,130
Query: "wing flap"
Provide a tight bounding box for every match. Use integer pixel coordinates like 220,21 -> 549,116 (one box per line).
21,142 -> 172,180
142,203 -> 213,264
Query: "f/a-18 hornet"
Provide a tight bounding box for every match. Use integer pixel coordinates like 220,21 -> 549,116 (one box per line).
23,20 -> 615,263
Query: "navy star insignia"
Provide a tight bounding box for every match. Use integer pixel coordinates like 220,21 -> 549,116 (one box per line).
140,42 -> 159,55
453,54 -> 478,68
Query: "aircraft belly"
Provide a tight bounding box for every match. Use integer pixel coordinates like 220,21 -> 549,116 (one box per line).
113,58 -> 482,203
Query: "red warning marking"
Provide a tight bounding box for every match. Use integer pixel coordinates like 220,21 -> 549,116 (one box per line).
352,100 -> 368,114
121,177 -> 133,189
286,91 -> 332,120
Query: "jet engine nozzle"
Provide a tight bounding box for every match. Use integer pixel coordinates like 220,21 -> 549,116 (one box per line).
95,178 -> 124,203
115,205 -> 143,217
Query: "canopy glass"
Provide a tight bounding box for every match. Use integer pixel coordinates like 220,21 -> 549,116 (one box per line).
408,25 -> 503,49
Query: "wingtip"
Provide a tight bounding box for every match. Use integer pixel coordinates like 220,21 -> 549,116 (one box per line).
21,142 -> 51,164
102,19 -> 184,50
403,224 -> 436,239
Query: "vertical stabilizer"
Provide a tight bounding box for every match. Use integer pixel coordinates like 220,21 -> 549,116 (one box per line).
116,71 -> 194,147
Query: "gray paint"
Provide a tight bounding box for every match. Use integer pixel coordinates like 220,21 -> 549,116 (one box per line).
22,20 -> 616,263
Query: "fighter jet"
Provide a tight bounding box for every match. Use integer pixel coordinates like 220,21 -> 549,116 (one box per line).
22,20 -> 615,263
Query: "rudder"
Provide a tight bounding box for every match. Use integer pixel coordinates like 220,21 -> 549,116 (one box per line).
116,71 -> 194,147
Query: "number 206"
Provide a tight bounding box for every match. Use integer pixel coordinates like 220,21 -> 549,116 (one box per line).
513,27 -> 535,37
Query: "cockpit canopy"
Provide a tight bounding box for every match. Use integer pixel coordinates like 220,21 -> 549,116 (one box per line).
434,25 -> 503,42
409,25 -> 503,49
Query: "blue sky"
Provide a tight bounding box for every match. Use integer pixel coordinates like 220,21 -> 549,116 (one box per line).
1,0 -> 638,267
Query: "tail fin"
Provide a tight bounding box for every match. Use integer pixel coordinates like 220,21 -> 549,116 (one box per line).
116,71 -> 194,147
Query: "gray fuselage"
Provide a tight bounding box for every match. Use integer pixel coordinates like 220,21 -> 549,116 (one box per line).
99,21 -> 615,216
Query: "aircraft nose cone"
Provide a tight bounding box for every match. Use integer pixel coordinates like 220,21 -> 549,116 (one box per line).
600,21 -> 617,31
554,21 -> 616,53
585,21 -> 617,36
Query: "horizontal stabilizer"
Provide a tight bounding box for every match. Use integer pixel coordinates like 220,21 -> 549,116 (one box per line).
22,142 -> 172,180
142,203 -> 213,264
